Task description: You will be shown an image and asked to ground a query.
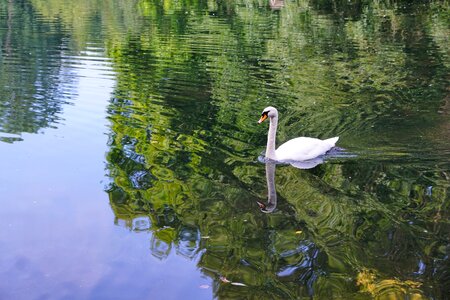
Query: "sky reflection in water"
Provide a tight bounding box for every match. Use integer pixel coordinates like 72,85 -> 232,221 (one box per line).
0,0 -> 449,299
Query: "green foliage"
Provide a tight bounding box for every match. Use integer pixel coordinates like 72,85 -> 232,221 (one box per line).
3,0 -> 449,298
99,0 -> 449,298
0,0 -> 74,140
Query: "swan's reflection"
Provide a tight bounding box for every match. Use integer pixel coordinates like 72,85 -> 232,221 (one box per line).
256,156 -> 329,213
257,161 -> 277,213
287,156 -> 325,169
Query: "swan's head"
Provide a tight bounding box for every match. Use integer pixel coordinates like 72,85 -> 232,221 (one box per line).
258,106 -> 278,124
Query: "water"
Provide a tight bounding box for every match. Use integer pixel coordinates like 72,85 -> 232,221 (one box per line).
0,0 -> 449,299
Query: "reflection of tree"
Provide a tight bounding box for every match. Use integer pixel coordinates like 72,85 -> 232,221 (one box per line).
0,0 -> 76,142
26,0 -> 449,298
264,0 -> 449,148
101,0 -> 449,298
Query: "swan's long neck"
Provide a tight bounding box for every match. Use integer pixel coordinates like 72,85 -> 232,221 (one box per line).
266,115 -> 278,160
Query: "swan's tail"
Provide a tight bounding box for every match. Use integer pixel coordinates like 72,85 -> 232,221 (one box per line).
325,136 -> 339,146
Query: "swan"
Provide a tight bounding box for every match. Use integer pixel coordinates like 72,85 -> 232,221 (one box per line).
258,106 -> 339,163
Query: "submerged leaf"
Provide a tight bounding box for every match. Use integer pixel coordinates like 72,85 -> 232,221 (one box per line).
220,276 -> 231,283
231,282 -> 247,287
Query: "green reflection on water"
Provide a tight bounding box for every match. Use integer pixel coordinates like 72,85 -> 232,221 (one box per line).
98,1 -> 449,298
3,0 -> 449,298
0,0 -> 76,142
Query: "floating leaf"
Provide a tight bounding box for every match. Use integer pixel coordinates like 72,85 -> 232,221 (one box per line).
220,276 -> 231,283
231,282 -> 247,287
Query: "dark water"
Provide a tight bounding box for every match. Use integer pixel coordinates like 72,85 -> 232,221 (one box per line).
0,0 -> 449,299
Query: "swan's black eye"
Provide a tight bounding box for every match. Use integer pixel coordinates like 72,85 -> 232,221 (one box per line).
261,111 -> 269,117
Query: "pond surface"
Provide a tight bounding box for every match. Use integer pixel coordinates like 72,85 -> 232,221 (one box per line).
0,0 -> 449,299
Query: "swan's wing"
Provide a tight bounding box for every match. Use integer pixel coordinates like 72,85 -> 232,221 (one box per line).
324,136 -> 339,145
276,137 -> 337,161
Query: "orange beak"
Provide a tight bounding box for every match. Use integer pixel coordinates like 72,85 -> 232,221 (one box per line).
258,114 -> 268,124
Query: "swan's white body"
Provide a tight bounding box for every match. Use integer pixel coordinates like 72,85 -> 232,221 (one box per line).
259,106 -> 338,163
275,136 -> 339,161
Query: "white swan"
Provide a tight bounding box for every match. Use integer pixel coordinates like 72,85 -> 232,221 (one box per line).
258,106 -> 339,163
